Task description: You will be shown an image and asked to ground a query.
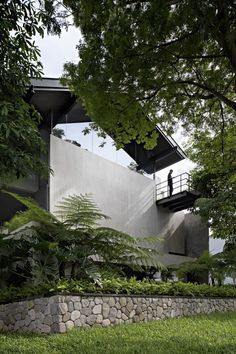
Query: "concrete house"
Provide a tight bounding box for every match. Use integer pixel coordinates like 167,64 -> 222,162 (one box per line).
0,78 -> 208,268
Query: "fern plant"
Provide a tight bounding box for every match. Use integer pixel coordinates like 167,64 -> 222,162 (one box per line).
176,251 -> 227,285
0,191 -> 163,287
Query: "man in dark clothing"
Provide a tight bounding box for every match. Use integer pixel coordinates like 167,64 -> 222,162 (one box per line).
167,169 -> 173,197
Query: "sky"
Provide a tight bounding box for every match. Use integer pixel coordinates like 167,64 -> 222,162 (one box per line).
35,26 -> 81,78
35,26 -> 225,256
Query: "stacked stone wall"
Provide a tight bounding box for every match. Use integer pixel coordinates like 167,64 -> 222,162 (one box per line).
0,294 -> 236,334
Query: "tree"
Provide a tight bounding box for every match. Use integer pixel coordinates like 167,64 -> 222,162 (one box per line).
63,0 -> 236,148
176,251 -> 226,285
127,162 -> 145,175
189,124 -> 236,239
221,236 -> 236,282
177,242 -> 236,285
0,0 -> 62,182
52,128 -> 65,139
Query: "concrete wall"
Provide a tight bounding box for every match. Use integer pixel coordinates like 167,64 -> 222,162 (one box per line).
185,213 -> 209,257
8,175 -> 39,194
49,136 -> 207,265
34,127 -> 51,210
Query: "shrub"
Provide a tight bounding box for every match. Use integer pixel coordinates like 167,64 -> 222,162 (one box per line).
0,278 -> 236,304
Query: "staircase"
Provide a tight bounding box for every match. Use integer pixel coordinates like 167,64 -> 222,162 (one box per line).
156,173 -> 200,212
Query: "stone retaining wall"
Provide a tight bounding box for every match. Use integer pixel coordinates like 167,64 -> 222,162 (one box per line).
0,294 -> 236,334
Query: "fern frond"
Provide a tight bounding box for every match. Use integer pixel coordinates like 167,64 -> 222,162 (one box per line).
54,194 -> 109,229
3,191 -> 57,229
93,227 -> 164,271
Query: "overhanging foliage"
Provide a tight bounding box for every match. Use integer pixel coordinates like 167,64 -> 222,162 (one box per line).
62,0 -> 236,148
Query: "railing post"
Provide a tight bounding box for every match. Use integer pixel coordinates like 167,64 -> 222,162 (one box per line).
180,174 -> 182,192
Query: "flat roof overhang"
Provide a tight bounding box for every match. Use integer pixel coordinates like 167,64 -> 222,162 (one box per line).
30,78 -> 90,127
30,78 -> 186,173
124,128 -> 186,173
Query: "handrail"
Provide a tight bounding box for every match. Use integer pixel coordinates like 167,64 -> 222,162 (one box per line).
156,172 -> 192,199
156,172 -> 191,187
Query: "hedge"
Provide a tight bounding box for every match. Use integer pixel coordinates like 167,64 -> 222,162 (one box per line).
0,278 -> 236,304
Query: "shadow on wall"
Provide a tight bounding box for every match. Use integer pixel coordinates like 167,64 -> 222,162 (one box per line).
124,184 -> 155,227
163,220 -> 186,255
157,210 -> 186,252
159,213 -> 209,258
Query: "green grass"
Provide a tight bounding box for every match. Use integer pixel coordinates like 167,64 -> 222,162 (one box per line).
0,312 -> 236,354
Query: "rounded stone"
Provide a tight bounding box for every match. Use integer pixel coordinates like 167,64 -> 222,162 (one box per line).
58,303 -> 68,315
96,314 -> 103,324
71,310 -> 80,321
108,298 -> 115,307
41,324 -> 51,334
115,302 -> 121,310
102,319 -> 111,327
95,298 -> 102,305
122,313 -> 128,321
80,315 -> 86,322
109,307 -> 117,317
27,301 -> 34,310
58,322 -> 67,333
74,319 -> 83,327
135,306 -> 142,315
74,302 -> 82,310
82,299 -> 90,308
71,296 -> 81,303
93,304 -> 102,315
63,312 -> 71,322
141,304 -> 147,311
66,320 -> 74,330
120,297 -> 127,307
129,310 -> 135,319
43,315 -> 53,326
126,301 -> 134,312
81,308 -> 92,316
86,315 -> 97,325
102,303 -> 110,318
28,309 -> 36,321
68,302 -> 74,312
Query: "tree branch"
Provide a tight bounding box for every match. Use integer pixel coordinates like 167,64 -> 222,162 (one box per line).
219,102 -> 225,159
176,80 -> 236,111
165,52 -> 227,60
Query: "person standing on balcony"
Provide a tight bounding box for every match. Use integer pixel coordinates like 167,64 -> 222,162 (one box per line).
167,169 -> 173,197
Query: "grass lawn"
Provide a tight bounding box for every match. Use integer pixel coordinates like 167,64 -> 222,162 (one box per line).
0,312 -> 236,354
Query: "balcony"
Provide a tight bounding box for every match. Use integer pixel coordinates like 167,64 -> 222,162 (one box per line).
156,172 -> 200,212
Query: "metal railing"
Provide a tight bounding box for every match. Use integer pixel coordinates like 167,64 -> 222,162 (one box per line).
156,172 -> 192,200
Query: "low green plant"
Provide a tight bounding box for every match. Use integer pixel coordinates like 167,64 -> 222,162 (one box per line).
177,250 -> 236,286
1,278 -> 236,304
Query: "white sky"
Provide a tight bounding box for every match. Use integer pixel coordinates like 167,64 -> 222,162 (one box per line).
36,26 -> 81,78
35,26 -> 224,255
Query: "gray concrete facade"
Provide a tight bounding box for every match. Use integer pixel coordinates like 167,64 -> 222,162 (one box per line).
49,136 -> 208,265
